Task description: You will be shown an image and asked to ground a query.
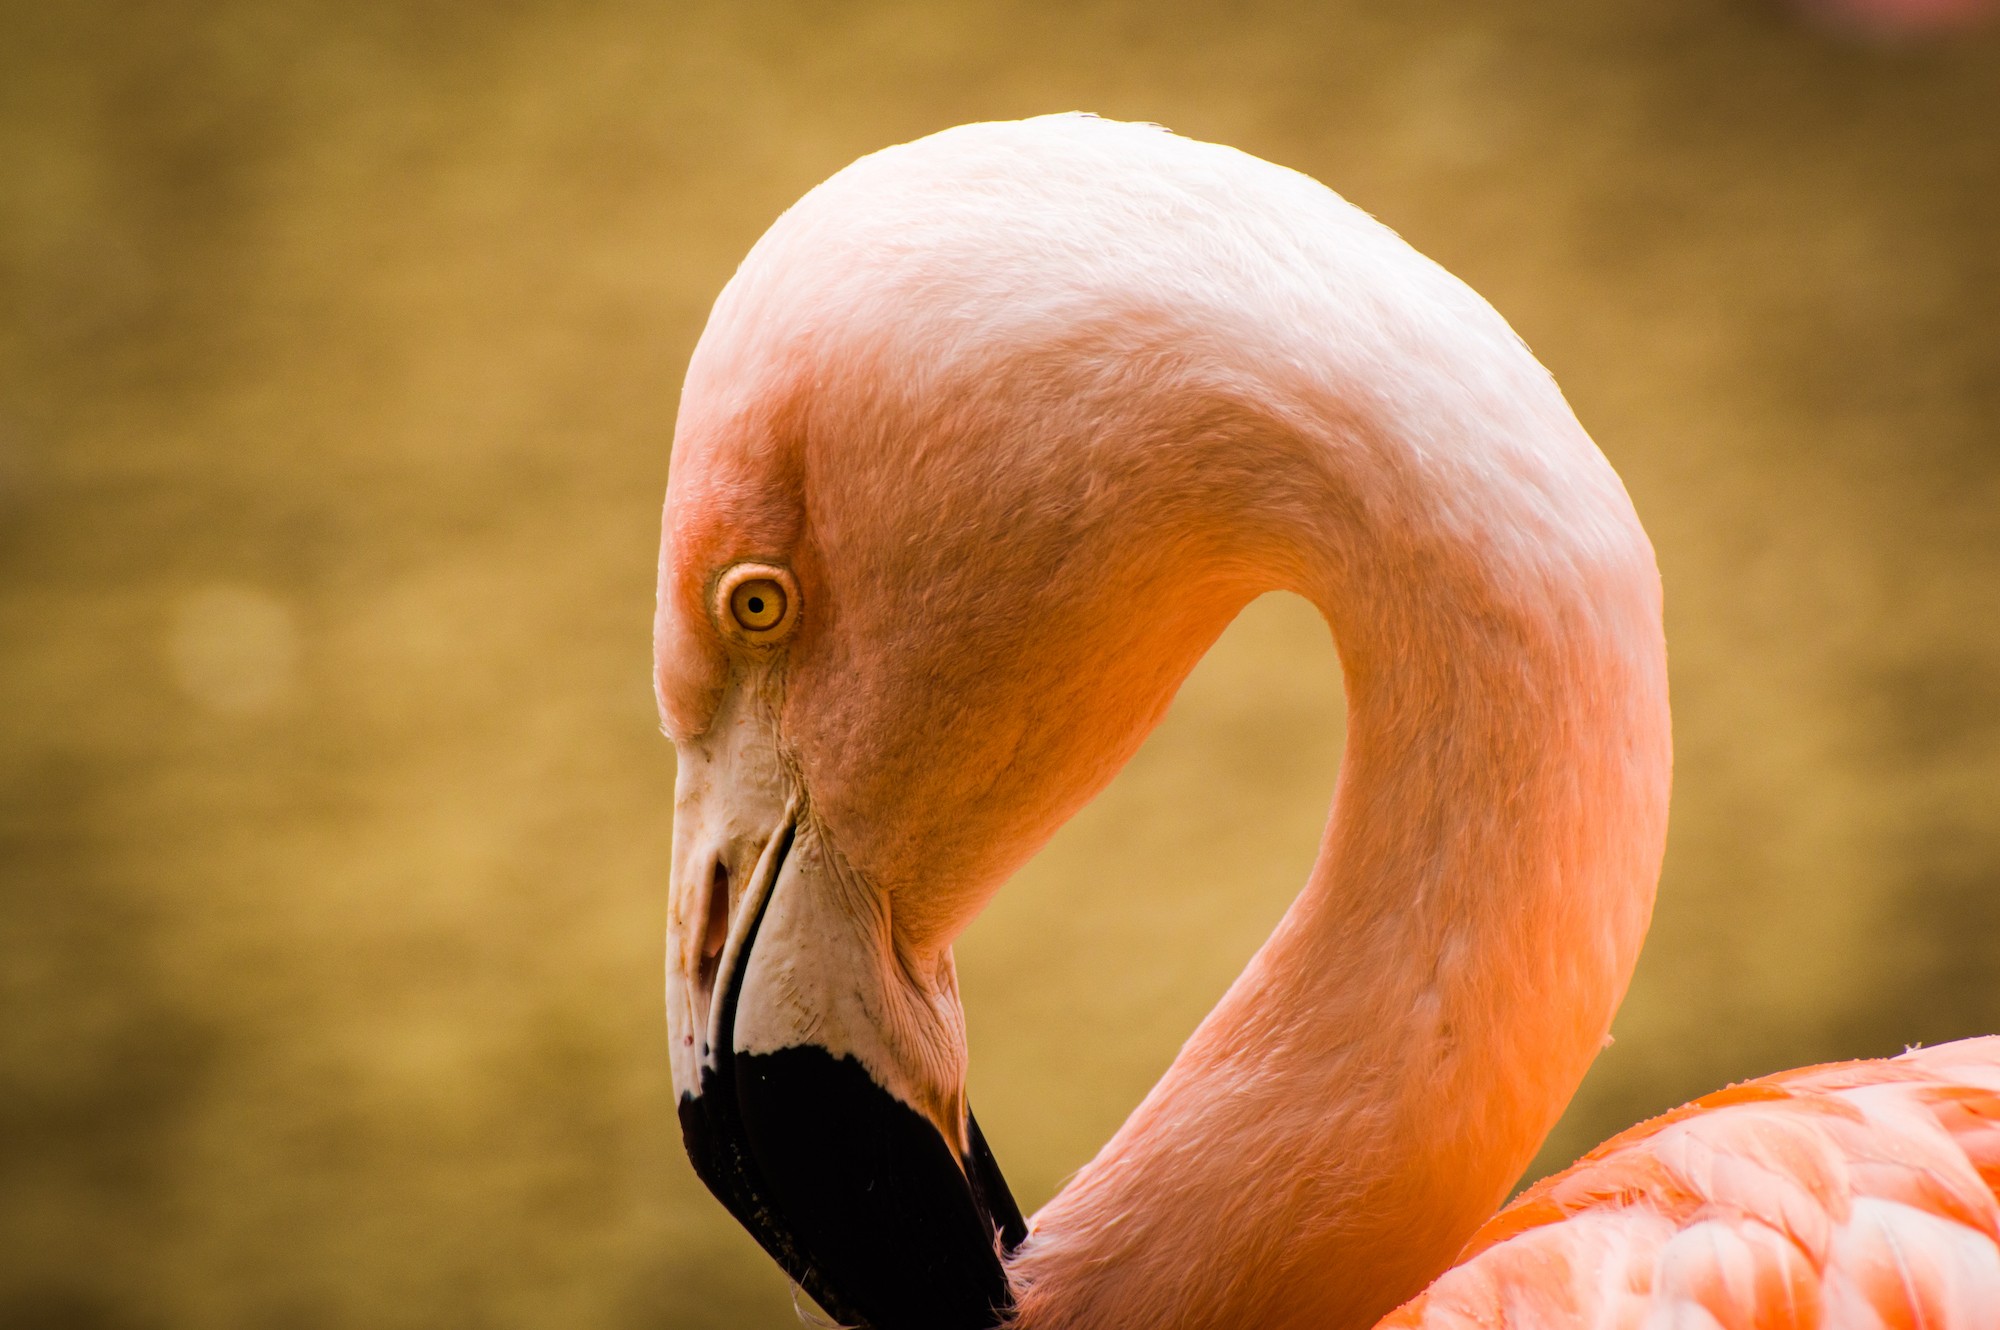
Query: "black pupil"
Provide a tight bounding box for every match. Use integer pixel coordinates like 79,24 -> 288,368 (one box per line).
747,597 -> 764,614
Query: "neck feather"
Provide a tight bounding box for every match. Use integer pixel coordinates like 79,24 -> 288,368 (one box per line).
1005,284 -> 1672,1330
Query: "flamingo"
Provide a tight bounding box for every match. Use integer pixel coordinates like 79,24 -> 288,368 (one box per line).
654,115 -> 2000,1329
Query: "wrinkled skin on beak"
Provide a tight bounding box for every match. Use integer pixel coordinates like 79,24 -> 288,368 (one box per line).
665,669 -> 1026,1330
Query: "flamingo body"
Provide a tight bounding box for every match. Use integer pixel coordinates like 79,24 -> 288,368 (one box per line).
1390,1038 -> 2000,1328
652,115 -> 2000,1328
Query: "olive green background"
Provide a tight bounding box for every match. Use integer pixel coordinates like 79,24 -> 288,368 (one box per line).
3,3 -> 1996,1327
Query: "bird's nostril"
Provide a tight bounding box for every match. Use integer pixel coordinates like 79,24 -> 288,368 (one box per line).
703,861 -> 731,960
694,860 -> 731,1021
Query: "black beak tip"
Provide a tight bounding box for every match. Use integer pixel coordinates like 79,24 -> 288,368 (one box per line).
966,1107 -> 1028,1257
733,1045 -> 1016,1330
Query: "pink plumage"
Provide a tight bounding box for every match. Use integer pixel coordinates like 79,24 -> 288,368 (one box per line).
1387,1038 -> 2000,1327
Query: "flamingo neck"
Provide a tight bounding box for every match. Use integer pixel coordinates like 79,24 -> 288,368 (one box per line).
1005,325 -> 1672,1330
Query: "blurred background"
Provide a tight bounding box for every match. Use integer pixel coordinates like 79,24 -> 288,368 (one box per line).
3,1 -> 1997,1326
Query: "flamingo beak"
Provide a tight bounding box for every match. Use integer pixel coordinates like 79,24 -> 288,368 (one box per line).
666,695 -> 1024,1330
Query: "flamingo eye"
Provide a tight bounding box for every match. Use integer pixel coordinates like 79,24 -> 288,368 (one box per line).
731,579 -> 785,630
714,563 -> 799,645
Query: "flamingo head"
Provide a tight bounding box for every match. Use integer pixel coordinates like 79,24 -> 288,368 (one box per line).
655,121 -> 1290,1330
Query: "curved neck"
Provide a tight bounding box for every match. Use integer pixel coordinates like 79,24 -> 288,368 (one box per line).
1006,318 -> 1672,1330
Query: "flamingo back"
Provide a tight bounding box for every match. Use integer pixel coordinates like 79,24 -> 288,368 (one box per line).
1380,1036 -> 2000,1329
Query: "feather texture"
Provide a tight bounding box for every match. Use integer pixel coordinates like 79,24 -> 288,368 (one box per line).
1383,1038 -> 2000,1328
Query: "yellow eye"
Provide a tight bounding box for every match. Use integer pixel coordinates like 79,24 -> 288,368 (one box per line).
729,578 -> 786,632
713,562 -> 799,645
